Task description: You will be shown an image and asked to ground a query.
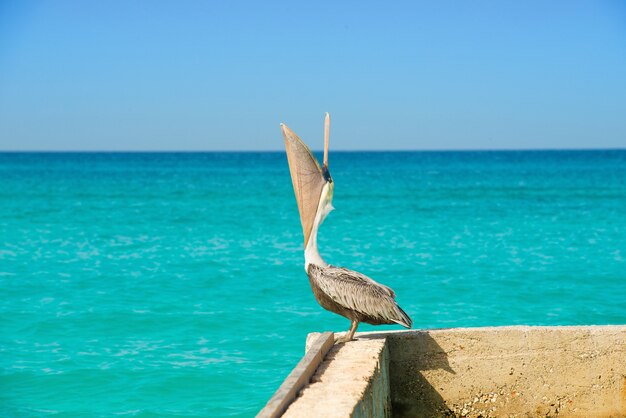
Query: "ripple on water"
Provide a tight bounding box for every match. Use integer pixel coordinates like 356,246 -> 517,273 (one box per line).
1,151 -> 625,416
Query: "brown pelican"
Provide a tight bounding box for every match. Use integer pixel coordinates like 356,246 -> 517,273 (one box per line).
281,113 -> 412,343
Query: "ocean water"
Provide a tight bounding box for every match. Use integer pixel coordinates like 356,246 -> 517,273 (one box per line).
1,151 -> 625,417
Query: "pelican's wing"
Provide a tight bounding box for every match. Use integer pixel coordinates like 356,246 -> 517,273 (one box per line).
312,265 -> 413,328
281,123 -> 326,247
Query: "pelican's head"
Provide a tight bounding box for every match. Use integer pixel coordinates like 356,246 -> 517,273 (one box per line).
317,166 -> 334,226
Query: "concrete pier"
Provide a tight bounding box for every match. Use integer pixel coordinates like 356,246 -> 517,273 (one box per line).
262,325 -> 626,417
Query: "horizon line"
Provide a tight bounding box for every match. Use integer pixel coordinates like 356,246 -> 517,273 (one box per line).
1,147 -> 625,153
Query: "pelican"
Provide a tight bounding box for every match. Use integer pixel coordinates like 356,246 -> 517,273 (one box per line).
281,113 -> 412,343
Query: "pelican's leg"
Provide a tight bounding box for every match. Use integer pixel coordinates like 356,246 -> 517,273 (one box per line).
335,320 -> 359,343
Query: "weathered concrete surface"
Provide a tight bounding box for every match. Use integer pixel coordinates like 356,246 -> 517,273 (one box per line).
386,326 -> 626,417
258,332 -> 334,418
281,326 -> 626,417
282,335 -> 390,418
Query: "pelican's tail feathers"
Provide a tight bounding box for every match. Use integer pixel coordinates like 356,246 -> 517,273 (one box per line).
392,305 -> 413,329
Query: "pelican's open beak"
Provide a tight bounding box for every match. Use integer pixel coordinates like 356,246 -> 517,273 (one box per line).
281,115 -> 332,247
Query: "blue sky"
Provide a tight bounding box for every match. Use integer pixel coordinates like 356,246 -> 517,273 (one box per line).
1,1 -> 625,151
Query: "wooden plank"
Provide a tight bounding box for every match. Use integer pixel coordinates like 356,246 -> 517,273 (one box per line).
257,332 -> 334,418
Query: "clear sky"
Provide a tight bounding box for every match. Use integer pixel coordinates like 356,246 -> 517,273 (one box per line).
1,1 -> 625,151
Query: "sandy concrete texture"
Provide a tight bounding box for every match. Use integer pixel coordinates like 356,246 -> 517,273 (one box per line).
386,326 -> 626,417
281,326 -> 626,417
282,334 -> 391,418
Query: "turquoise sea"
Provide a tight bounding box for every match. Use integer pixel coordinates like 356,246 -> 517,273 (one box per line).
1,151 -> 625,417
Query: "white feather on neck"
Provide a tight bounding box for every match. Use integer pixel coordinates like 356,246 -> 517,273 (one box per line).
304,182 -> 334,271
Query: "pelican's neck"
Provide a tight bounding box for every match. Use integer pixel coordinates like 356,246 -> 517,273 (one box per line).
304,182 -> 334,272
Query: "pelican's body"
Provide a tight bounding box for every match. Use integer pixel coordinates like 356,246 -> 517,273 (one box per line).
281,114 -> 412,343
